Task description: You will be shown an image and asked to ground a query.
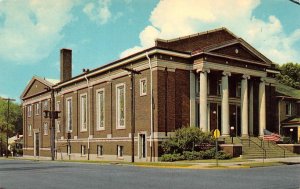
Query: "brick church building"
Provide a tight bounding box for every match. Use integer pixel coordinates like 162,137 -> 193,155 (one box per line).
21,28 -> 300,161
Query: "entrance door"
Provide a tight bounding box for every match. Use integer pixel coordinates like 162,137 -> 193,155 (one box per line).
34,132 -> 40,157
139,134 -> 146,159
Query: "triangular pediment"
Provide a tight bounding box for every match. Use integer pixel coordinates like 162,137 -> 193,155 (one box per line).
21,76 -> 55,100
201,39 -> 272,65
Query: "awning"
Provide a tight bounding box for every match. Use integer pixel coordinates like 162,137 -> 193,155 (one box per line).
281,116 -> 300,128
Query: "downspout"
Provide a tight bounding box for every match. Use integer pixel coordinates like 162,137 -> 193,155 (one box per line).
146,52 -> 153,162
84,74 -> 91,160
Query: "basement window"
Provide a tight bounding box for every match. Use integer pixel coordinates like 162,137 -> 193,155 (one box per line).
117,145 -> 124,157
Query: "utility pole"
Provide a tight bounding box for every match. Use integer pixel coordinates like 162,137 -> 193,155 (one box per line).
43,88 -> 60,161
2,98 -> 16,158
122,67 -> 141,163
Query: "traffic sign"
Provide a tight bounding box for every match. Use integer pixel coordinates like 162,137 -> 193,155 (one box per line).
213,129 -> 220,139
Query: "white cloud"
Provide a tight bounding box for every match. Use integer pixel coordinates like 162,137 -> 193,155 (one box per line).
83,0 -> 111,25
0,0 -> 74,63
121,0 -> 300,64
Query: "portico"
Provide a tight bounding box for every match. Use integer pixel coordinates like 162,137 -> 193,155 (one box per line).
194,62 -> 268,137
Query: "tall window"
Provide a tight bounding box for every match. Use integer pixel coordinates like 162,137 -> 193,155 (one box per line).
236,82 -> 241,97
66,98 -> 72,132
97,145 -> 103,157
28,125 -> 32,136
56,101 -> 60,111
80,94 -> 87,131
117,145 -> 123,157
96,89 -> 105,130
140,78 -> 147,96
81,145 -> 86,156
286,102 -> 292,116
116,84 -> 125,129
56,121 -> 60,133
35,103 -> 40,115
43,100 -> 48,110
27,105 -> 32,117
43,122 -> 48,135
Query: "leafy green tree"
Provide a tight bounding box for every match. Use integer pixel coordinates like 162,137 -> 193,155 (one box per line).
276,62 -> 300,89
0,99 -> 22,155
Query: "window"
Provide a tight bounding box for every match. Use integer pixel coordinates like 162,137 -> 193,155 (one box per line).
80,94 -> 87,131
286,102 -> 292,116
116,84 -> 125,129
140,78 -> 147,96
97,145 -> 103,157
236,82 -> 241,97
81,145 -> 86,156
27,105 -> 32,117
43,122 -> 48,135
56,101 -> 60,111
66,98 -> 72,132
117,145 -> 123,157
35,103 -> 40,115
28,125 -> 32,136
217,80 -> 222,96
56,121 -> 60,133
67,145 -> 71,155
43,100 -> 48,110
96,89 -> 105,130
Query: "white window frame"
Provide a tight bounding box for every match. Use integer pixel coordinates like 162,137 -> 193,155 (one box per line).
116,83 -> 126,129
217,80 -> 222,96
80,93 -> 88,132
67,145 -> 71,155
27,105 -> 32,117
66,97 -> 72,132
97,145 -> 103,157
28,125 -> 32,136
81,145 -> 86,156
56,120 -> 60,133
117,145 -> 124,157
56,101 -> 60,111
35,103 -> 40,115
286,102 -> 292,116
43,122 -> 48,135
140,78 -> 147,96
43,100 -> 48,110
96,89 -> 105,131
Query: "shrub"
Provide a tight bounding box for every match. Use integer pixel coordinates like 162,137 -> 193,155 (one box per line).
183,151 -> 202,160
217,151 -> 232,160
161,127 -> 215,154
161,153 -> 184,162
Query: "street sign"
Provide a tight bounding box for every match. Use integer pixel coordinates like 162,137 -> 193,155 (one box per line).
213,129 -> 220,139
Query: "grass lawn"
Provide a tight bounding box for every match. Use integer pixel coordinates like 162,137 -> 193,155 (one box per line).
177,157 -> 250,163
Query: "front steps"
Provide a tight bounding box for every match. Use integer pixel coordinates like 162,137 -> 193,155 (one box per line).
222,137 -> 299,159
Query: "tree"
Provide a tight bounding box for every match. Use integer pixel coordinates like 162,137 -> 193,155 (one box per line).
276,62 -> 300,89
0,99 -> 22,155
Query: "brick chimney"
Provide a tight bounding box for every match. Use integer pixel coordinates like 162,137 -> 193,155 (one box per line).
60,48 -> 72,82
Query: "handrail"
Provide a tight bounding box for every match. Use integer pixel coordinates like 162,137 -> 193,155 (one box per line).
247,137 -> 266,159
257,137 -> 286,158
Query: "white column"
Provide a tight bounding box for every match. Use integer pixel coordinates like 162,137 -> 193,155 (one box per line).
190,71 -> 196,127
249,81 -> 254,136
259,78 -> 266,136
199,69 -> 209,132
241,75 -> 250,137
221,71 -> 230,136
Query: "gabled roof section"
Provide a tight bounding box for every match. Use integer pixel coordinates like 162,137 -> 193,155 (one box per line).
20,76 -> 58,100
155,27 -> 237,53
192,38 -> 273,65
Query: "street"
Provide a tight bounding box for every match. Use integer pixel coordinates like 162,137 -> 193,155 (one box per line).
0,159 -> 299,189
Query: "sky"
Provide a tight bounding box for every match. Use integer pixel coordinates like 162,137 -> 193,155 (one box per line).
0,0 -> 299,103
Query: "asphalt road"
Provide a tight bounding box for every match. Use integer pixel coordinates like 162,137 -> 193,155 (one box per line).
0,159 -> 299,189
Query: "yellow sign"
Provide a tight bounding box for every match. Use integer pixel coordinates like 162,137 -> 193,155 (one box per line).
213,129 -> 220,139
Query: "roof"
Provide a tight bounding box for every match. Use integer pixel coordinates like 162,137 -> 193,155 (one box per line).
281,116 -> 300,127
276,83 -> 300,100
20,76 -> 59,99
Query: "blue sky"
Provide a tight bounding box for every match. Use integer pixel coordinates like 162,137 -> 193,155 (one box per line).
0,0 -> 299,103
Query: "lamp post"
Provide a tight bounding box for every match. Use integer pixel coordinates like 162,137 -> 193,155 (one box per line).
289,128 -> 294,143
230,126 -> 235,144
2,98 -> 16,158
